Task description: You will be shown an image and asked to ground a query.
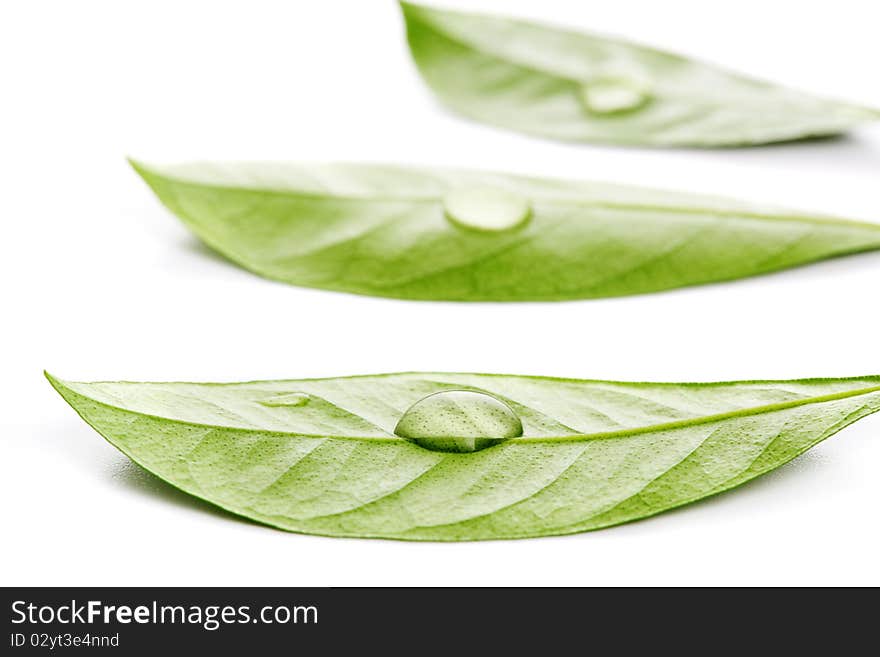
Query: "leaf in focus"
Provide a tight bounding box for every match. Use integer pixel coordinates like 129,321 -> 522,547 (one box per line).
48,371 -> 880,541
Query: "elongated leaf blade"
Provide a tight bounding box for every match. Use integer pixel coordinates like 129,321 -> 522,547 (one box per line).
48,372 -> 880,541
400,2 -> 879,146
132,160 -> 880,301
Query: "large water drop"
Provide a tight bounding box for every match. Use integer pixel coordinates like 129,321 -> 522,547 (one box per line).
443,186 -> 531,232
579,78 -> 652,115
394,390 -> 523,453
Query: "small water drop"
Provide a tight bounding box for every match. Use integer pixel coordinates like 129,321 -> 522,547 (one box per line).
258,392 -> 311,408
394,390 -> 523,453
579,78 -> 652,115
443,186 -> 531,232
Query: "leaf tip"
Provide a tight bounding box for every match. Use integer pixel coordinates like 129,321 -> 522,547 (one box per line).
398,0 -> 429,21
126,156 -> 152,180
126,158 -> 169,196
44,370 -> 68,395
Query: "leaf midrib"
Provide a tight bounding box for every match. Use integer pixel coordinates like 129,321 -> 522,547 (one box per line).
139,165 -> 880,233
49,375 -> 880,447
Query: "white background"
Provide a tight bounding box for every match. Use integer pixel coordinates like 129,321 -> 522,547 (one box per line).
3,0 -> 880,586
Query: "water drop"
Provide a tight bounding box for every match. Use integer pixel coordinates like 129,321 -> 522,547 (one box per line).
579,78 -> 652,115
258,392 -> 311,408
443,186 -> 531,232
394,390 -> 523,453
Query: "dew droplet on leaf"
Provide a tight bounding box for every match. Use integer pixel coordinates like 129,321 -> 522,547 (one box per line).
579,78 -> 652,115
258,392 -> 311,408
394,390 -> 523,453
443,186 -> 531,232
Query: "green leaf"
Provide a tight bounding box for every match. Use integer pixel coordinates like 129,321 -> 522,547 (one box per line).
48,371 -> 880,541
400,2 -> 880,147
132,159 -> 880,301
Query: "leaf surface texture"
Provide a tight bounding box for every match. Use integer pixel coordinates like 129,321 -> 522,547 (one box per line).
49,372 -> 880,540
133,161 -> 880,301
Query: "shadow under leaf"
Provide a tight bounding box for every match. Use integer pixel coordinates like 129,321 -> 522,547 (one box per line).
110,460 -> 264,530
